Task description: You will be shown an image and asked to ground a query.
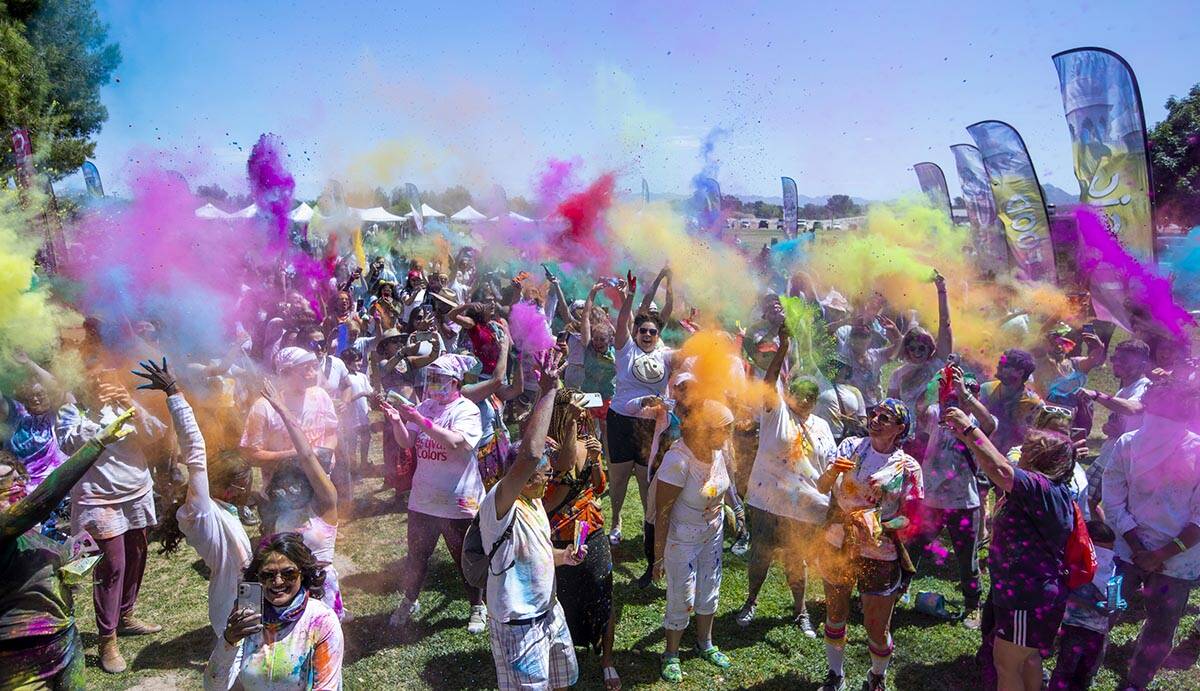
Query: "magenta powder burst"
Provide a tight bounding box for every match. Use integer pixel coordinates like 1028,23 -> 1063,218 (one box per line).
248,133 -> 296,248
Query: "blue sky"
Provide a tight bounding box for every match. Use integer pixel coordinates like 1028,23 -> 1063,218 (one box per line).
87,0 -> 1199,203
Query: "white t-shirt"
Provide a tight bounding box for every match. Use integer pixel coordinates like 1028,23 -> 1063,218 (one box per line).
479,485 -> 556,623
815,384 -> 866,439
317,355 -> 350,394
343,371 -> 372,430
612,340 -> 672,417
406,395 -> 484,519
825,437 -> 923,561
655,439 -> 731,545
747,388 -> 836,524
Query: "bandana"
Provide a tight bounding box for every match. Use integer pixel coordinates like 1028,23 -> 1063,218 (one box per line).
275,347 -> 317,374
427,353 -> 478,381
264,590 -> 309,627
874,398 -> 912,440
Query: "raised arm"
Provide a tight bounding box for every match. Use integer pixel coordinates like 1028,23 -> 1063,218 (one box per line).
494,350 -> 563,519
580,283 -> 603,350
132,358 -> 210,505
261,382 -> 337,524
447,303 -> 477,329
638,266 -> 667,316
614,277 -> 637,350
463,322 -> 511,403
933,271 -> 952,360
763,325 -> 790,389
660,267 -> 675,326
1,409 -> 134,547
942,406 -> 1015,492
876,315 -> 903,361
1074,330 -> 1108,374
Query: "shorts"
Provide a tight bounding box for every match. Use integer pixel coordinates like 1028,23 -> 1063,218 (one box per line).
606,409 -> 656,466
823,554 -> 905,597
488,601 -> 579,691
984,598 -> 1066,657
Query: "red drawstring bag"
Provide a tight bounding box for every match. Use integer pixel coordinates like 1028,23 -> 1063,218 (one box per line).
1065,501 -> 1097,589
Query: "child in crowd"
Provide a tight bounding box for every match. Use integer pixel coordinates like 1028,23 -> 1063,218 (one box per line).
1048,520 -> 1120,691
339,349 -> 374,474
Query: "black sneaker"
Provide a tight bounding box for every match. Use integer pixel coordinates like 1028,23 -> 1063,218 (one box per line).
819,670 -> 845,691
635,570 -> 654,590
862,671 -> 885,691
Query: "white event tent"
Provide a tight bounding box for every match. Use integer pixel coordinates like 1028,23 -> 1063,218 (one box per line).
356,206 -> 407,223
450,205 -> 488,222
194,202 -> 233,219
403,203 -> 446,219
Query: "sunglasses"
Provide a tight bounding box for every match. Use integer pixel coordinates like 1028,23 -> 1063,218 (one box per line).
638,327 -> 659,336
257,568 -> 301,584
870,410 -> 900,425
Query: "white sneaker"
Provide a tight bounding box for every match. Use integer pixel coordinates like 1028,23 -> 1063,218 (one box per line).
467,604 -> 487,634
389,596 -> 419,628
736,601 -> 756,627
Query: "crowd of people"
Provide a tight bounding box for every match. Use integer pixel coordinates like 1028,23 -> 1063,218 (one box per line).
1,235 -> 1199,691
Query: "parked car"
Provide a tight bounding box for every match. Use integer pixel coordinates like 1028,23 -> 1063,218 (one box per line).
776,219 -> 785,229
798,220 -> 810,231
740,219 -> 751,229
831,222 -> 844,230
758,219 -> 770,229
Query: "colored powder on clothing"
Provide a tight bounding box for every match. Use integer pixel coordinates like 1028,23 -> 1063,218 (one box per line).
1074,207 -> 1195,337
509,301 -> 555,354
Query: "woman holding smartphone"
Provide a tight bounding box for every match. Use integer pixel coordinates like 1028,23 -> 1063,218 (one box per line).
543,388 -> 619,689
205,533 -> 344,690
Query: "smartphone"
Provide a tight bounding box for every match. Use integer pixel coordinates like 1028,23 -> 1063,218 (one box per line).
541,263 -> 554,279
578,392 -> 604,408
386,390 -> 415,407
574,520 -> 591,558
1081,323 -> 1096,336
237,582 -> 263,617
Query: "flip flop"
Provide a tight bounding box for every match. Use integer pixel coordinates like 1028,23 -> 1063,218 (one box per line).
603,665 -> 622,690
660,655 -> 682,683
699,646 -> 731,669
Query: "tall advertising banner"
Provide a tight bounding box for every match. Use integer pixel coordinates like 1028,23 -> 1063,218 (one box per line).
951,144 -> 1009,276
641,178 -> 650,205
81,161 -> 104,197
966,120 -> 1058,283
1052,47 -> 1155,259
10,128 -> 34,188
781,176 -> 798,238
913,162 -> 953,225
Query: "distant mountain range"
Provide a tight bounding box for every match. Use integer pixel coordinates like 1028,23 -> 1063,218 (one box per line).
1041,183 -> 1079,206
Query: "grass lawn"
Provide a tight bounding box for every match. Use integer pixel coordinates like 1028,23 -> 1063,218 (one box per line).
74,472 -> 1200,690
71,354 -> 1200,689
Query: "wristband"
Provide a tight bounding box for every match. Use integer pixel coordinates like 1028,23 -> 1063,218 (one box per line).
1173,537 -> 1188,553
961,425 -> 978,438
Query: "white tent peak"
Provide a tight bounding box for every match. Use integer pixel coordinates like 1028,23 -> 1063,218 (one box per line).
404,203 -> 445,219
451,205 -> 488,222
195,202 -> 232,219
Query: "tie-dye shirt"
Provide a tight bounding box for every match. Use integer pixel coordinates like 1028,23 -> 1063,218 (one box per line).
204,596 -> 343,691
3,398 -> 71,489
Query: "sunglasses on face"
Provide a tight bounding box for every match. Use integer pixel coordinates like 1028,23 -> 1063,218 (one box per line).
907,343 -> 930,352
870,410 -> 899,425
638,327 -> 659,336
257,568 -> 301,584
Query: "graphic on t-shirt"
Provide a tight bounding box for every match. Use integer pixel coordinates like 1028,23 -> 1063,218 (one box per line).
631,350 -> 665,384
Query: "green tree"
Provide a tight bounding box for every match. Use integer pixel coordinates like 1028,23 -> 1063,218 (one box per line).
0,0 -> 120,181
1150,82 -> 1200,227
826,194 -> 858,217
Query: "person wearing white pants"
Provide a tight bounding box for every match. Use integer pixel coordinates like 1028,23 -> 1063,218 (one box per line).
652,399 -> 734,684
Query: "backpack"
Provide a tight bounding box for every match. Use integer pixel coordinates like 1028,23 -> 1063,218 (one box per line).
1064,501 -> 1097,590
462,512 -> 515,589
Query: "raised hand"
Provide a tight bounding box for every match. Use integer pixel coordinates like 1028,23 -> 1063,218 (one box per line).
260,380 -> 285,411
97,407 -> 137,446
132,357 -> 178,396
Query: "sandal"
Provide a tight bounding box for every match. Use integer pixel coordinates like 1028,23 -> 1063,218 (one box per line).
660,655 -> 682,683
603,665 -> 622,690
609,528 -> 622,546
699,645 -> 731,669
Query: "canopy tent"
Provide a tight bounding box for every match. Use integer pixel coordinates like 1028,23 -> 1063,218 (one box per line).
195,202 -> 233,219
488,210 -> 535,222
289,202 -> 314,222
450,205 -> 488,222
356,206 -> 407,223
230,204 -> 259,218
403,203 -> 445,219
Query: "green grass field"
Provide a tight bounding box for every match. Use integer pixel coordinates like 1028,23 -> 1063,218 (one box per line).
74,471 -> 1200,690
70,356 -> 1200,690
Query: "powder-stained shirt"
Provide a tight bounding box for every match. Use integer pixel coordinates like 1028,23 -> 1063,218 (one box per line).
824,437 -> 923,561
987,468 -> 1074,610
979,380 -> 1043,455
204,597 -> 343,691
747,385 -> 835,524
240,387 -> 340,457
406,396 -> 484,519
480,485 -> 555,623
3,398 -> 71,489
921,404 -> 994,510
656,439 -> 732,545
